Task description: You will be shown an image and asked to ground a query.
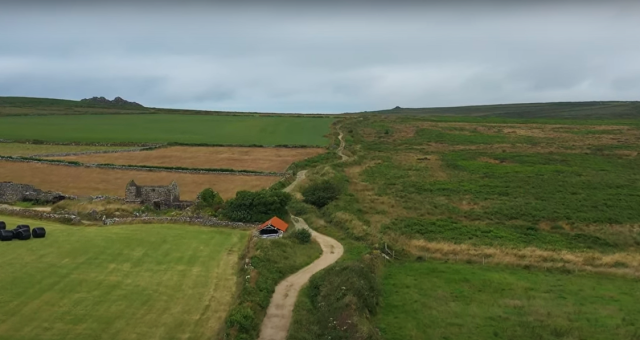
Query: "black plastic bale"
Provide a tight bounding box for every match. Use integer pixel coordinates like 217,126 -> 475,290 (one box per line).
0,221 -> 6,230
15,229 -> 31,241
16,225 -> 31,234
32,227 -> 46,239
0,229 -> 13,241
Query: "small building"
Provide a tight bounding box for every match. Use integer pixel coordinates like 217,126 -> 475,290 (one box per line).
258,216 -> 289,238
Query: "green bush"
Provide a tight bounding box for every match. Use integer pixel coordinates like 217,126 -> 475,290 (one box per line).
302,179 -> 342,208
226,305 -> 255,332
221,189 -> 292,223
195,188 -> 224,214
287,200 -> 315,216
291,228 -> 312,244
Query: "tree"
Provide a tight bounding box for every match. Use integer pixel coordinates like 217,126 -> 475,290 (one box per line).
196,188 -> 224,215
302,179 -> 342,208
221,189 -> 292,223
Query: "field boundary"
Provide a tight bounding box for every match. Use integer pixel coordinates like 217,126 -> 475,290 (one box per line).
30,145 -> 162,157
0,156 -> 287,177
102,216 -> 259,228
0,206 -> 82,225
0,139 -> 327,149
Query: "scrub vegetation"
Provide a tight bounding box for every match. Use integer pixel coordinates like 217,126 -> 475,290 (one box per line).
289,113 -> 640,340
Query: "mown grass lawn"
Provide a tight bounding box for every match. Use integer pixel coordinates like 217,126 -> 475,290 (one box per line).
377,261 -> 640,340
0,215 -> 249,340
0,114 -> 334,146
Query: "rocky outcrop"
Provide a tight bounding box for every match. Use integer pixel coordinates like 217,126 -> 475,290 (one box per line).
80,96 -> 144,107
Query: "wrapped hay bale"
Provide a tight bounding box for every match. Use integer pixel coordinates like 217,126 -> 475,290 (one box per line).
32,227 -> 47,239
16,225 -> 30,232
15,229 -> 31,241
0,221 -> 6,230
0,229 -> 13,241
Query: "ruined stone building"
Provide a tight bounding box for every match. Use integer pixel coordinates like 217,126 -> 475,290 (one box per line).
125,180 -> 180,205
125,180 -> 191,209
0,182 -> 67,204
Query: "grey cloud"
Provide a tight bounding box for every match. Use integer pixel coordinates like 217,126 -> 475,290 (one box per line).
0,1 -> 639,112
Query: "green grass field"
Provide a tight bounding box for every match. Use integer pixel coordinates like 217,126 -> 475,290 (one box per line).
0,143 -> 128,156
0,215 -> 249,340
0,114 -> 334,146
377,261 -> 640,340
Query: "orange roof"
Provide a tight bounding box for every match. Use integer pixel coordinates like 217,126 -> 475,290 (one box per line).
259,216 -> 289,232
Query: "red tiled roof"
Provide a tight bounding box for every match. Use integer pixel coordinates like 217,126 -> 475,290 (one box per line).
258,216 -> 289,232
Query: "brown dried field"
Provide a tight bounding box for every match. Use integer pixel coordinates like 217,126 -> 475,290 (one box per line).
48,146 -> 327,172
0,161 -> 279,199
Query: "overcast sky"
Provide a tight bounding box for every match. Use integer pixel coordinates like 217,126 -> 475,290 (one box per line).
1,1 -> 639,113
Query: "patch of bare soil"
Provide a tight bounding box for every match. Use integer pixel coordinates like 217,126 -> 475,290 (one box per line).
478,157 -> 513,165
451,199 -> 481,211
49,146 -> 327,172
0,161 -> 278,199
394,153 -> 449,180
612,151 -> 638,158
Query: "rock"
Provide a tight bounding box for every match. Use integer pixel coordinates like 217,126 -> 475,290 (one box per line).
80,96 -> 144,107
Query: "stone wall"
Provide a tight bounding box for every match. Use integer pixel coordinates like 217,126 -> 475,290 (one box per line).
0,156 -> 284,177
125,180 -> 140,202
0,206 -> 82,225
31,145 -> 160,158
0,182 -> 67,204
103,216 -> 258,228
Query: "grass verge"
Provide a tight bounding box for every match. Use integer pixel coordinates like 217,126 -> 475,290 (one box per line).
377,260 -> 640,340
223,232 -> 322,340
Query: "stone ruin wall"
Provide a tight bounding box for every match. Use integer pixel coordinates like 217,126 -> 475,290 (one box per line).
0,182 -> 67,204
125,181 -> 186,209
140,186 -> 175,205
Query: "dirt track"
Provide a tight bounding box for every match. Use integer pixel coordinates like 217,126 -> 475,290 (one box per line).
337,127 -> 349,161
258,216 -> 344,340
258,132 -> 349,340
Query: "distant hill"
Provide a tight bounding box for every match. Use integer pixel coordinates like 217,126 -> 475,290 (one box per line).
1,96 -> 639,119
368,101 -> 640,119
80,96 -> 144,108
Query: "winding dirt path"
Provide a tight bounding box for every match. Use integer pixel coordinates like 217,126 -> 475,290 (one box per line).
337,127 -> 349,161
258,128 -> 350,340
258,218 -> 343,340
283,170 -> 307,193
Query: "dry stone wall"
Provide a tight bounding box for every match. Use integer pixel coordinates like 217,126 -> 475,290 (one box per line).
0,156 -> 284,177
0,206 -> 82,225
103,216 -> 258,228
31,145 -> 160,158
